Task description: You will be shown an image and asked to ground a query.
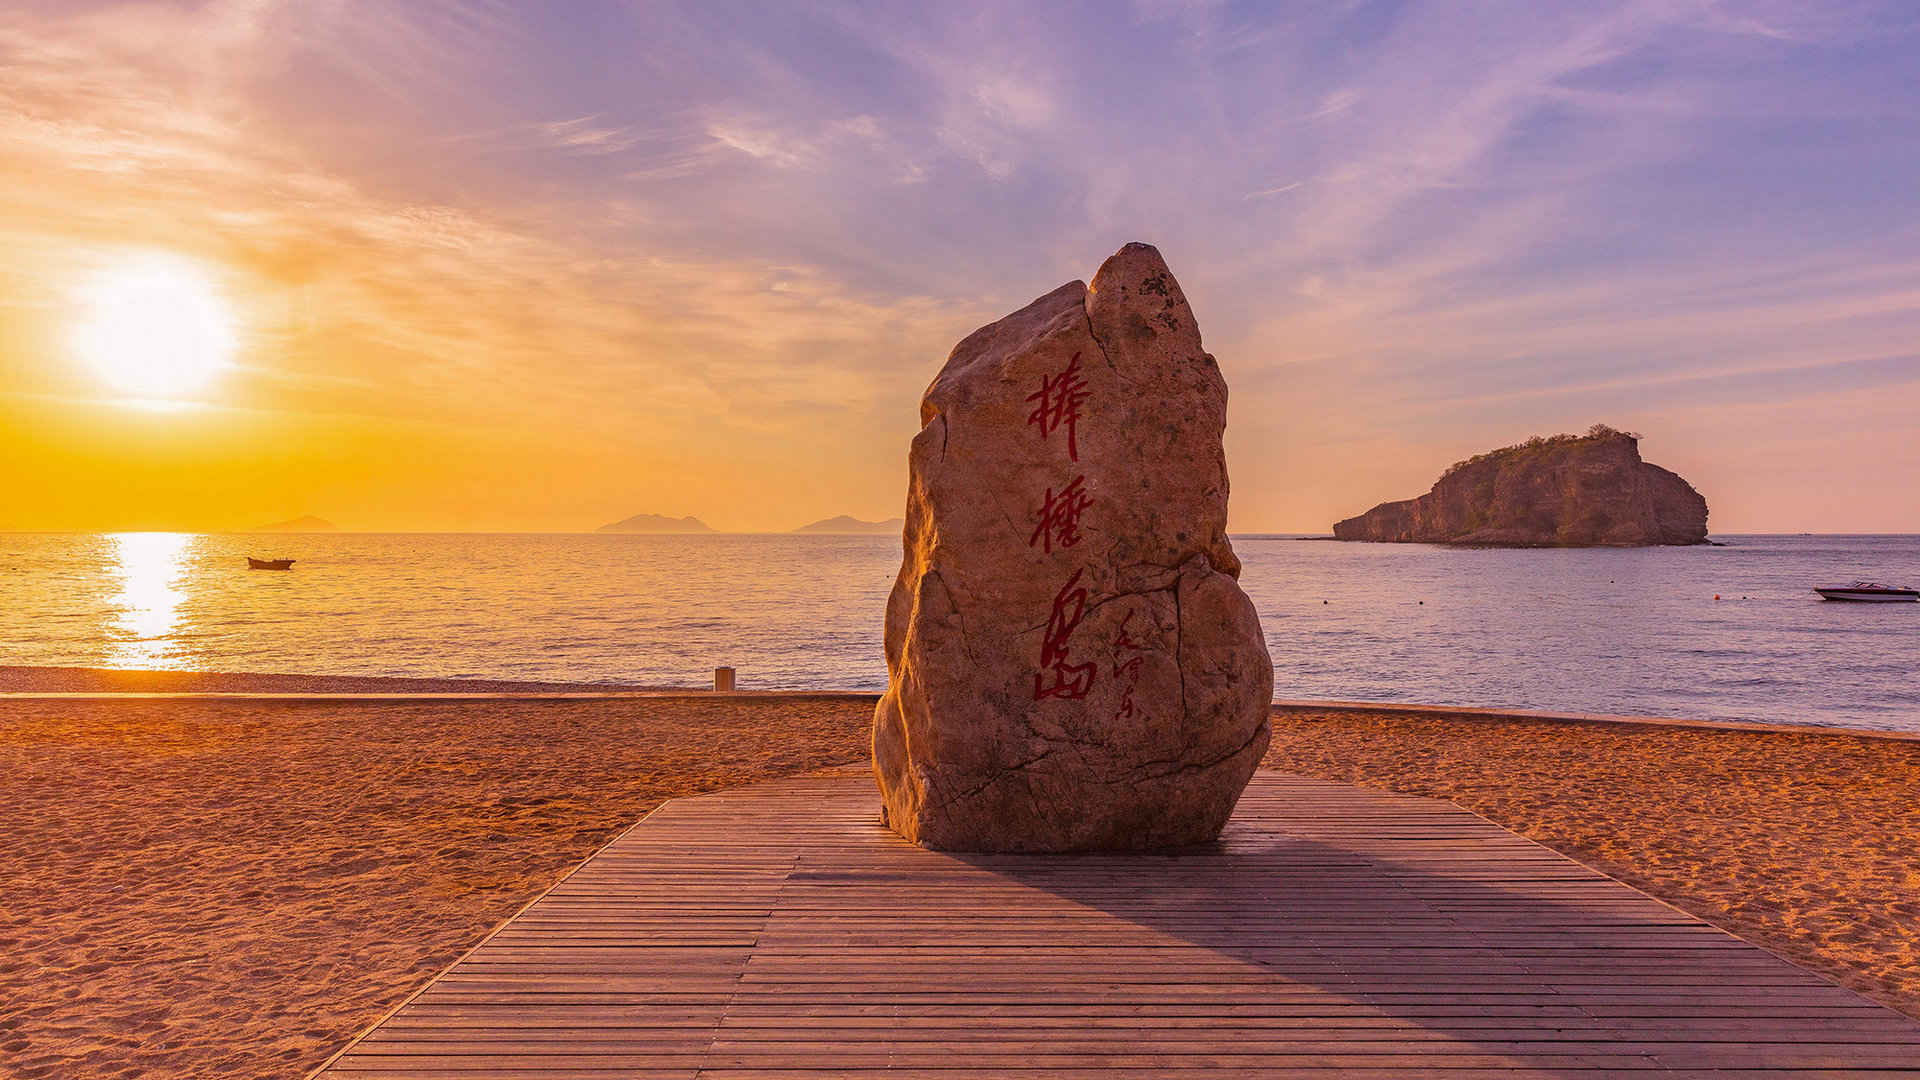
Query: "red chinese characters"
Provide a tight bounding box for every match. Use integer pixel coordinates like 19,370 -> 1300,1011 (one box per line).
1033,569 -> 1096,700
1110,609 -> 1146,719
1027,351 -> 1100,701
1028,474 -> 1092,554
1026,352 -> 1089,462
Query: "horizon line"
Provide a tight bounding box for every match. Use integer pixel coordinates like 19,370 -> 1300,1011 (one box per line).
2,529 -> 1912,538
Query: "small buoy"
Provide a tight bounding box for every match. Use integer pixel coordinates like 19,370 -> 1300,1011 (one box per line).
1418,600 -> 1424,605
1714,595 -> 1721,601
1322,599 -> 1328,605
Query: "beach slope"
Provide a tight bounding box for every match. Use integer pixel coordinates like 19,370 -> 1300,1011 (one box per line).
2,684 -> 1914,1078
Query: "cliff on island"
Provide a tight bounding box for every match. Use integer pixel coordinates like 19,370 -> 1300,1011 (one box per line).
1333,425 -> 1708,547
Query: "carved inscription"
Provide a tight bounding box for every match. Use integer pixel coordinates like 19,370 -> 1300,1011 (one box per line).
1025,352 -> 1089,462
1029,352 -> 1095,699
1028,474 -> 1091,554
1110,609 -> 1146,720
1033,569 -> 1095,700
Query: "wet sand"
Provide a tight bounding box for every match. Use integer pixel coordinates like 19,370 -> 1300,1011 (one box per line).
0,664 -> 670,695
2,680 -> 1915,1078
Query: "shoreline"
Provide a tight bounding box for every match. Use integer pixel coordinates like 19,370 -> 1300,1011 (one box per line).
8,664 -> 1915,742
0,664 -> 680,695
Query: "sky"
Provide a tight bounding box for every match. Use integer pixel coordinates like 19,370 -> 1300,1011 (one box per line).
2,0 -> 1918,533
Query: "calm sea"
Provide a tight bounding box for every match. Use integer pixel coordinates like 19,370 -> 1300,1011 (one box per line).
2,532 -> 1916,732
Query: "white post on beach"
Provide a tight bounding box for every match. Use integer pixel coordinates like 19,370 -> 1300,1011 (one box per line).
714,666 -> 735,692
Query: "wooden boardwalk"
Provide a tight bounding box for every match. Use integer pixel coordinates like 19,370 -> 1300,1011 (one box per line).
317,768 -> 1920,1078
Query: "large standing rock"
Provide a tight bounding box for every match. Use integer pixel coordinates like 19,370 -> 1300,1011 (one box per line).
872,243 -> 1273,852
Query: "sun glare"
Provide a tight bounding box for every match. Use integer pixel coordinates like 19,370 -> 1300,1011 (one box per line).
69,252 -> 238,399
107,532 -> 192,669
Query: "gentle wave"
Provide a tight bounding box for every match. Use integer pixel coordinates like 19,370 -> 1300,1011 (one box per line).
0,532 -> 1916,730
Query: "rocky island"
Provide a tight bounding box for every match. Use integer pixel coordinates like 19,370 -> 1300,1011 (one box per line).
595,513 -> 713,533
251,515 -> 335,532
793,515 -> 904,534
1333,425 -> 1708,546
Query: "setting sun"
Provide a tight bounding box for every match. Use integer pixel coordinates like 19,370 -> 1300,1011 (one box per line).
68,252 -> 237,399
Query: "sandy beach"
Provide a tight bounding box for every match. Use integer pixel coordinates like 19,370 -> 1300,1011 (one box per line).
1,681 -> 874,1079
3,673 -> 1916,1078
1266,707 -> 1920,1018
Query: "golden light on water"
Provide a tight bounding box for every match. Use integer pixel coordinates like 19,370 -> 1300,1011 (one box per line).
69,252 -> 238,399
107,532 -> 192,668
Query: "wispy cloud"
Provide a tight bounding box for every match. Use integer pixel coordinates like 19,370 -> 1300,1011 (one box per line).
536,116 -> 640,155
1244,182 -> 1302,200
706,119 -> 816,168
3,0 -> 1919,530
1305,89 -> 1356,120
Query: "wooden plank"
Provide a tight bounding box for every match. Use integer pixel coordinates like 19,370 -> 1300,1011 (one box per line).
312,769 -> 1920,1077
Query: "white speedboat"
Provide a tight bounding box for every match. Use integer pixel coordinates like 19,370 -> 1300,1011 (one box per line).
1814,581 -> 1919,602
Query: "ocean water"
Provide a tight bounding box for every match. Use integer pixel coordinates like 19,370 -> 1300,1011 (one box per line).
1,532 -> 1916,731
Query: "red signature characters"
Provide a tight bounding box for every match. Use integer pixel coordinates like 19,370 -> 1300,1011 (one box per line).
1109,609 -> 1146,719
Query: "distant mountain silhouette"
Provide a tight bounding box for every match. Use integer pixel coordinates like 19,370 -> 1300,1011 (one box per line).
793,515 -> 904,534
597,513 -> 714,533
252,515 -> 336,532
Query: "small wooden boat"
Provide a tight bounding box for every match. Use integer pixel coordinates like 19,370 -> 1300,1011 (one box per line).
247,557 -> 295,571
1814,581 -> 1917,602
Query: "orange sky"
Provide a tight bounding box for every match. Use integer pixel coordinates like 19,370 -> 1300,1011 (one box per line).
4,2 -> 1918,533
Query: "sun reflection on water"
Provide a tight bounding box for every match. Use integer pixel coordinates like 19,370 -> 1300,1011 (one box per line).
108,532 -> 192,668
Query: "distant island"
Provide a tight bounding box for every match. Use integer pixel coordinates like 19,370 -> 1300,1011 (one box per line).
251,515 -> 336,532
1333,425 -> 1709,547
596,513 -> 714,533
793,515 -> 904,534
